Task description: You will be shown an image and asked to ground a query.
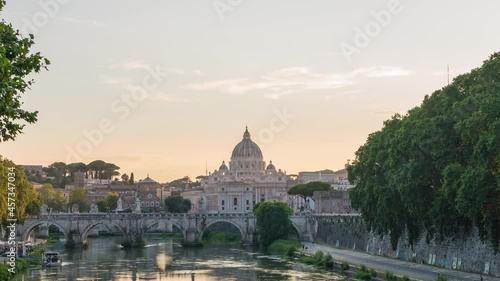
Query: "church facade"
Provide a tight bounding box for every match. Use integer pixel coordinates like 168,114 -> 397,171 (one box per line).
199,127 -> 294,214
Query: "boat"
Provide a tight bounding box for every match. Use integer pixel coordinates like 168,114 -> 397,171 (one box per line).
42,251 -> 62,267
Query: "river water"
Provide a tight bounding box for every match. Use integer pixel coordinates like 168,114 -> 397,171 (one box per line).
13,236 -> 343,281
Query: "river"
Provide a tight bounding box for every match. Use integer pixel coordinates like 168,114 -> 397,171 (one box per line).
13,236 -> 343,281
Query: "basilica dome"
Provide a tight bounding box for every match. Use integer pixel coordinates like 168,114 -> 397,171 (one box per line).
231,127 -> 263,159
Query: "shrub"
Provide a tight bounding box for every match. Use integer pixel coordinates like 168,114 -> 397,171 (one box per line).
322,253 -> 334,269
341,261 -> 350,271
436,274 -> 448,281
401,276 -> 410,281
0,264 -> 12,281
268,239 -> 301,257
385,271 -> 397,281
298,255 -> 314,264
360,264 -> 368,272
354,270 -> 372,280
369,268 -> 377,277
312,251 -> 324,264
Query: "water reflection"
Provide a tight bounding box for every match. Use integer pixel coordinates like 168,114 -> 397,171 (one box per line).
14,236 -> 342,281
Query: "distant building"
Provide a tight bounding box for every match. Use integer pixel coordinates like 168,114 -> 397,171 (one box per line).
22,165 -> 43,175
298,170 -> 336,183
74,171 -> 85,187
199,127 -> 293,213
313,190 -> 354,214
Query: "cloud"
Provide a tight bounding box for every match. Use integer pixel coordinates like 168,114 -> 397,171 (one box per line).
99,76 -> 131,85
147,92 -> 197,103
183,66 -> 411,99
59,16 -> 108,28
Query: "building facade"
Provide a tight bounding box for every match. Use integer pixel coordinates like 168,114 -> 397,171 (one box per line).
199,127 -> 293,213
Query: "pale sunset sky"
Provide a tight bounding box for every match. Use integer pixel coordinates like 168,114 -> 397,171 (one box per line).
1,1 -> 500,182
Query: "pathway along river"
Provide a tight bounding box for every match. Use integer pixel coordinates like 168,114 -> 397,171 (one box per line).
13,236 -> 343,280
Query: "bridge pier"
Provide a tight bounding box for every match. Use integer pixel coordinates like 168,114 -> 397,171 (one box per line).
183,231 -> 203,247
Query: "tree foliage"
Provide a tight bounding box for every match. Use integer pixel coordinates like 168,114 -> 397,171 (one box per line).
348,53 -> 500,251
164,196 -> 191,213
0,0 -> 50,142
37,183 -> 66,212
68,187 -> 90,212
254,201 -> 293,248
0,156 -> 39,224
287,181 -> 331,201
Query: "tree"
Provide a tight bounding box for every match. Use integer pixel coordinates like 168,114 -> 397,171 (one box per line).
37,183 -> 66,212
164,196 -> 191,213
106,192 -> 119,210
168,176 -> 191,188
0,0 -> 50,142
0,156 -> 39,224
88,160 -> 106,179
348,53 -> 500,251
102,163 -> 120,180
254,201 -> 292,248
121,173 -> 129,183
129,172 -> 135,184
287,181 -> 331,203
68,187 -> 90,212
95,200 -> 107,213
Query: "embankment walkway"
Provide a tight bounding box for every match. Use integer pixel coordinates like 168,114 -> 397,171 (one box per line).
302,242 -> 500,281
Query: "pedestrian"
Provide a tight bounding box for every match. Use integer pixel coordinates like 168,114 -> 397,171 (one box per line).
480,274 -> 483,281
302,244 -> 305,250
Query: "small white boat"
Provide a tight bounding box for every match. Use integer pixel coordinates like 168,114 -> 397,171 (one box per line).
42,251 -> 62,267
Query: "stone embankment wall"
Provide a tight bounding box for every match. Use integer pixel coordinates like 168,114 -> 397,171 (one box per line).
315,217 -> 499,276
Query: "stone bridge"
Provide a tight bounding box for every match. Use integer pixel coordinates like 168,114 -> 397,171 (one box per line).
16,212 -> 335,247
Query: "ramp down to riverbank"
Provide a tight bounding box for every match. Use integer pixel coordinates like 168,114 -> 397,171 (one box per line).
302,242 -> 500,281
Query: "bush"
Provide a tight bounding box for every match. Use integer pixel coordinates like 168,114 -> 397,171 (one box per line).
401,276 -> 410,281
385,271 -> 397,281
15,259 -> 29,272
341,261 -> 350,271
0,264 -> 11,281
369,268 -> 377,277
298,255 -> 314,264
436,274 -> 448,281
268,239 -> 301,257
354,270 -> 372,280
312,251 -> 324,264
322,253 -> 334,269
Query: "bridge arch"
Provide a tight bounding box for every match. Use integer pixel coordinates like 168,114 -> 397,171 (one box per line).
81,221 -> 127,244
290,221 -> 303,240
144,220 -> 185,235
202,219 -> 246,240
21,221 -> 68,241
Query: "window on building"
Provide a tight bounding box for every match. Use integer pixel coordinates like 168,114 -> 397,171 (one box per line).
247,207 -> 250,210
222,200 -> 225,206
222,207 -> 225,211
234,197 -> 238,205
146,202 -> 149,207
156,202 -> 160,207
141,202 -> 144,206
246,200 -> 249,205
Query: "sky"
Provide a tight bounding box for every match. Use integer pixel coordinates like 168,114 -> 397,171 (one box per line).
1,0 -> 500,183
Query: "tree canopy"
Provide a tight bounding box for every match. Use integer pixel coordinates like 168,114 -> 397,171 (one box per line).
164,196 -> 191,213
287,181 -> 331,201
254,201 -> 293,248
68,187 -> 90,212
348,53 -> 500,251
0,0 -> 50,142
37,183 -> 66,212
0,156 -> 39,224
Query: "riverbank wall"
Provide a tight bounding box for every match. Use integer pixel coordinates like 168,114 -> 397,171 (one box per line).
314,216 -> 500,276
